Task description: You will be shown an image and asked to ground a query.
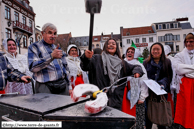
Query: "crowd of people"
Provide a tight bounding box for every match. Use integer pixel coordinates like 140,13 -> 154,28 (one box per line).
0,22 -> 193,129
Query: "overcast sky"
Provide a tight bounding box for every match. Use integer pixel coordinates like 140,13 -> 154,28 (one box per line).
30,0 -> 194,37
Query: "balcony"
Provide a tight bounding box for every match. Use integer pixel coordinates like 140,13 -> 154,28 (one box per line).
12,21 -> 33,35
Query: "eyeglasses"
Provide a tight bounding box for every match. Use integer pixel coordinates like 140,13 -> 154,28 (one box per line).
127,51 -> 134,54
185,41 -> 194,44
44,31 -> 57,36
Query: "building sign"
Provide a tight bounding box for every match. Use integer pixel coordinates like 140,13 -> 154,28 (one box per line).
135,43 -> 148,47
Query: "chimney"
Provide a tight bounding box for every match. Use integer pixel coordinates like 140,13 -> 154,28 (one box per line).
111,32 -> 113,38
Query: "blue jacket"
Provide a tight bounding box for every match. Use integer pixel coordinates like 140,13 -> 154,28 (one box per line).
143,58 -> 172,93
0,54 -> 25,90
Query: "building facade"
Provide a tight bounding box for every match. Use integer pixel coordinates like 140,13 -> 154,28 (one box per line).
152,18 -> 193,52
0,0 -> 35,54
68,33 -> 122,55
121,26 -> 157,55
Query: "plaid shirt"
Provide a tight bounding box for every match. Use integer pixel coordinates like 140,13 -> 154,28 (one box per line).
0,54 -> 25,90
28,40 -> 69,83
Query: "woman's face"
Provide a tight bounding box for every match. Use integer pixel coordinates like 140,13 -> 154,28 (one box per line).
69,47 -> 78,57
185,39 -> 194,50
126,49 -> 135,61
7,40 -> 17,54
151,44 -> 162,58
107,39 -> 117,56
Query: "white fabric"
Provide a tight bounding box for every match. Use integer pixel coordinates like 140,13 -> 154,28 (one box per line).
124,58 -> 149,102
4,52 -> 33,94
164,45 -> 171,55
172,47 -> 194,94
66,56 -> 89,90
134,48 -> 141,58
67,44 -> 79,55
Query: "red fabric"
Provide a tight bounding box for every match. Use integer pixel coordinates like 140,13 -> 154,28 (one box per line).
167,93 -> 174,118
121,82 -> 136,117
71,75 -> 86,97
174,77 -> 194,129
0,90 -> 5,94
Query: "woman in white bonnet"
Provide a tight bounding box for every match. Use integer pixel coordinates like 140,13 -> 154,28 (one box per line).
173,32 -> 194,129
66,44 -> 89,96
2,38 -> 33,94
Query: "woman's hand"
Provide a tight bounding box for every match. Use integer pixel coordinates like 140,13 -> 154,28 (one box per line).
134,73 -> 140,78
85,50 -> 93,59
137,100 -> 144,104
69,90 -> 72,95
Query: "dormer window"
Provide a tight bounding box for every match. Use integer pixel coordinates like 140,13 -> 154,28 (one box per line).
174,23 -> 178,28
158,24 -> 162,30
166,24 -> 170,29
94,38 -> 98,41
126,32 -> 130,36
148,30 -> 152,33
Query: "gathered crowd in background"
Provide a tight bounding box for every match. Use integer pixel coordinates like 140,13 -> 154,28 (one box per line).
0,23 -> 193,129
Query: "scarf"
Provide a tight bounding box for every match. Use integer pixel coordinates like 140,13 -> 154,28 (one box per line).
102,52 -> 122,85
66,56 -> 89,87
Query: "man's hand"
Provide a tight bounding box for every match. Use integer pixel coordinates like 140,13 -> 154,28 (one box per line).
134,73 -> 140,78
21,76 -> 31,83
51,44 -> 63,59
85,50 -> 93,59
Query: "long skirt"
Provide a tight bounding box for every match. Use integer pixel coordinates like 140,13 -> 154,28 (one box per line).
174,77 -> 194,129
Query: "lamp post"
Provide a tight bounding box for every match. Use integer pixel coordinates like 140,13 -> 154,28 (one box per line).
85,0 -> 102,51
15,32 -> 23,54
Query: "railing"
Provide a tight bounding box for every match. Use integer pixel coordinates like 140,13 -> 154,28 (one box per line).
12,21 -> 33,34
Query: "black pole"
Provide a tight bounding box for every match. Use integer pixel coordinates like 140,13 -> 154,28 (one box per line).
18,39 -> 21,54
88,13 -> 94,51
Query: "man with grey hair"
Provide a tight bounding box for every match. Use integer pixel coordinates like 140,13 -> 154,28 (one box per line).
28,23 -> 69,95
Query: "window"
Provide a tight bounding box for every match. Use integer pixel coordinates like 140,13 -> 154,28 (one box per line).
135,38 -> 139,43
5,6 -> 11,20
174,23 -> 178,28
183,34 -> 186,39
126,32 -> 130,36
22,16 -> 26,25
142,38 -> 146,42
14,11 -> 19,22
5,28 -> 11,38
149,37 -> 153,42
83,40 -> 87,46
158,36 -> 162,42
176,45 -> 179,52
173,35 -> 180,41
29,37 -> 33,44
23,35 -> 27,48
158,24 -> 162,30
96,44 -> 99,48
92,44 -> 95,48
127,39 -> 130,44
29,20 -> 32,28
166,24 -> 170,29
94,38 -> 98,41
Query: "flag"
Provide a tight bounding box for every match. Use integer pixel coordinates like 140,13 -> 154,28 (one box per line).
131,40 -> 136,48
137,57 -> 144,64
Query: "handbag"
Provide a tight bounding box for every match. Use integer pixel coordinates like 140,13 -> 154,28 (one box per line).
45,78 -> 68,94
147,94 -> 173,126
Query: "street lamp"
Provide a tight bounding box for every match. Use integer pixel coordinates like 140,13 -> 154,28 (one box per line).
15,31 -> 23,54
85,0 -> 102,51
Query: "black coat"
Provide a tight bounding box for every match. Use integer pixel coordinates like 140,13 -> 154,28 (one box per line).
80,54 -> 144,110
143,58 -> 172,93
